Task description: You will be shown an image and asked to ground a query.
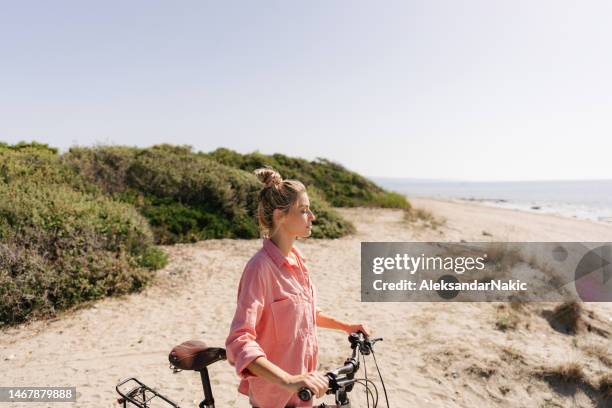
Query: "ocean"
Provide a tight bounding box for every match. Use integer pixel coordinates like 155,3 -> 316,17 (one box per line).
372,178 -> 612,224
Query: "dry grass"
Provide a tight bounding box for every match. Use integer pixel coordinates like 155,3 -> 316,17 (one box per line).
466,363 -> 496,379
526,255 -> 564,289
535,357 -> 612,403
550,302 -> 583,334
599,373 -> 612,399
500,346 -> 527,365
537,362 -> 586,385
483,243 -> 523,271
403,207 -> 446,230
495,305 -> 520,331
582,343 -> 612,367
440,243 -> 525,283
509,298 -> 527,312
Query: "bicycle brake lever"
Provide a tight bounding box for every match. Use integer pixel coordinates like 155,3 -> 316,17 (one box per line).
362,337 -> 383,353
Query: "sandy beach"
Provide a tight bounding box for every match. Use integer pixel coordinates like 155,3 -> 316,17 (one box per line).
1,197 -> 611,408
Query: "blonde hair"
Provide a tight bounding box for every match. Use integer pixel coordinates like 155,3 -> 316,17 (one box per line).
253,167 -> 306,238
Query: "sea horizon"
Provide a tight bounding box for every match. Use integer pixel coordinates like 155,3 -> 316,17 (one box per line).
372,177 -> 612,223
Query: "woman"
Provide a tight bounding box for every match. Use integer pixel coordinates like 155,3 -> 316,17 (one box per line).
225,167 -> 370,408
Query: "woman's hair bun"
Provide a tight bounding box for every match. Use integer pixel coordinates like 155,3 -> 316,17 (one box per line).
254,167 -> 283,188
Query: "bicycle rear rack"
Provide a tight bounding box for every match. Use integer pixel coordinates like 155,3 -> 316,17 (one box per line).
116,377 -> 181,408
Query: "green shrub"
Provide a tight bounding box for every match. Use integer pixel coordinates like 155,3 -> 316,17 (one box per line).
0,141 -> 58,154
371,191 -> 412,209
0,244 -> 53,324
136,247 -> 168,270
204,148 -> 411,209
0,144 -> 85,189
307,188 -> 356,238
0,181 -> 165,326
0,141 -> 376,324
62,145 -> 137,194
66,144 -> 355,242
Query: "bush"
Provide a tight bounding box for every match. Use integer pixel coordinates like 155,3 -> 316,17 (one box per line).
62,145 -> 137,194
0,181 -> 165,326
0,144 -> 88,190
307,188 -> 356,238
136,247 -> 168,270
0,141 -> 373,325
0,244 -> 54,324
0,141 -> 58,154
205,148 -> 411,209
66,145 -> 355,242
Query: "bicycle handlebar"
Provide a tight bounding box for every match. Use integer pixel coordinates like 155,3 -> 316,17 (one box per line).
297,371 -> 361,402
298,331 -> 383,402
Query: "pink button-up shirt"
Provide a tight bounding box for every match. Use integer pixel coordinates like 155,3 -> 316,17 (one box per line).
225,238 -> 320,408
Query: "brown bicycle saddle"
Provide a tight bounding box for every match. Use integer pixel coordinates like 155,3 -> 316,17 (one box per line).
168,340 -> 226,371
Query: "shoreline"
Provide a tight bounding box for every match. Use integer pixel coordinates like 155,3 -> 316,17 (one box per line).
408,195 -> 612,227
405,196 -> 612,243
405,194 -> 612,225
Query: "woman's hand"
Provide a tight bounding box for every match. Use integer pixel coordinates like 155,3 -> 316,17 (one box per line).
343,323 -> 371,337
283,371 -> 329,398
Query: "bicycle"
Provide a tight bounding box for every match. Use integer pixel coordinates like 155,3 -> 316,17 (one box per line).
115,332 -> 389,408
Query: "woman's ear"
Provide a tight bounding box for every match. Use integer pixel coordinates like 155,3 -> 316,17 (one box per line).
272,208 -> 285,226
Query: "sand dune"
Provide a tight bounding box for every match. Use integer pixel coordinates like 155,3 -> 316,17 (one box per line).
1,197 -> 611,407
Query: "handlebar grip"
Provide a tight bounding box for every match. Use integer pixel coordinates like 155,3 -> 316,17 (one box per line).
298,387 -> 313,401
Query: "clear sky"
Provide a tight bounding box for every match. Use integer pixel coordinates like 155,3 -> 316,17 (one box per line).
1,1 -> 611,181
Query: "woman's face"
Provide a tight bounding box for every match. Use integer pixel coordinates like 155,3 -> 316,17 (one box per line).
278,192 -> 316,238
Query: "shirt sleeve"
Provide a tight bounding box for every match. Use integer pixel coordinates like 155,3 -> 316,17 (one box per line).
225,259 -> 268,379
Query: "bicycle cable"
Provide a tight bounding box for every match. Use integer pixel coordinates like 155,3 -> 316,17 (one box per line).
370,348 -> 390,408
355,378 -> 379,408
362,348 -> 370,407
354,380 -> 377,408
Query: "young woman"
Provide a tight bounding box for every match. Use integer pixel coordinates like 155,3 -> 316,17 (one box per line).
225,167 -> 370,408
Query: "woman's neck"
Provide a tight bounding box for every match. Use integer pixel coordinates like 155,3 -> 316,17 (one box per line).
269,233 -> 295,257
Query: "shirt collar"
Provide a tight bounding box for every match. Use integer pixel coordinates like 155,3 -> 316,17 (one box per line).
263,238 -> 308,269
